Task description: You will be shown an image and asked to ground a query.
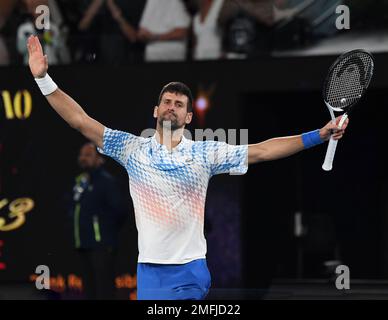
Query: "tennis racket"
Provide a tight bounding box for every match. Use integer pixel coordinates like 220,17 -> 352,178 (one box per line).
322,49 -> 374,171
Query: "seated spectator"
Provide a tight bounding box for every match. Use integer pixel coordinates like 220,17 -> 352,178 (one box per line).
138,0 -> 191,62
16,0 -> 70,65
193,0 -> 225,61
77,0 -> 145,64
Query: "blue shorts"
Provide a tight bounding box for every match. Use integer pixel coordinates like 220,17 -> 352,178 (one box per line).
137,259 -> 211,300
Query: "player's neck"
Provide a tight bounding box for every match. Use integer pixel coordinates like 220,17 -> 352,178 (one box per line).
155,127 -> 184,151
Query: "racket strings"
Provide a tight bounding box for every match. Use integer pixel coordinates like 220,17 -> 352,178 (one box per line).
324,52 -> 374,110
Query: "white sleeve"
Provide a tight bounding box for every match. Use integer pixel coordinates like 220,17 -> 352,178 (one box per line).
98,127 -> 141,167
203,141 -> 249,176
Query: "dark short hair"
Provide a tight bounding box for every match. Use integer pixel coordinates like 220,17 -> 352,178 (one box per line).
158,82 -> 193,113
80,141 -> 98,154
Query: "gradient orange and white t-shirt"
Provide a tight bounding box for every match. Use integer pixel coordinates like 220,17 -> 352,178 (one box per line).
98,127 -> 248,264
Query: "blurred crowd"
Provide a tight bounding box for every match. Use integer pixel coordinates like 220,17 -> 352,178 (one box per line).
0,0 -> 387,66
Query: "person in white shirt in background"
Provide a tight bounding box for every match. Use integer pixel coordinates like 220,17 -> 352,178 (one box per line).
193,0 -> 224,60
17,0 -> 70,65
138,0 -> 191,62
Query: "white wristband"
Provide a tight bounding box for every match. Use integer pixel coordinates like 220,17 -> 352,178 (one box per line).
34,73 -> 58,96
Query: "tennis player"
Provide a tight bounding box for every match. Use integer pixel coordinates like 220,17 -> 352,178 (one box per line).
27,35 -> 348,300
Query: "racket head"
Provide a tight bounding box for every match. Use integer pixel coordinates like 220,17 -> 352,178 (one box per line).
323,49 -> 374,112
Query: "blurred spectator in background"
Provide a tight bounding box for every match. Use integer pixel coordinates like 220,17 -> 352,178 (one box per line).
68,142 -> 127,300
218,0 -> 298,57
218,0 -> 276,31
218,0 -> 275,58
77,0 -> 145,64
138,0 -> 191,62
0,37 -> 9,66
103,0 -> 145,64
0,0 -> 18,65
283,0 -> 340,39
17,0 -> 70,65
76,0 -> 104,63
47,0 -> 71,61
6,0 -> 386,65
193,0 -> 225,60
273,0 -> 299,22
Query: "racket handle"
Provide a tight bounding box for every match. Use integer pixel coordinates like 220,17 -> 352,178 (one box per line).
321,114 -> 348,171
322,137 -> 338,171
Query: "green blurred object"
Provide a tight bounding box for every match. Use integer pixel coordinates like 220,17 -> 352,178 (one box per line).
43,30 -> 53,45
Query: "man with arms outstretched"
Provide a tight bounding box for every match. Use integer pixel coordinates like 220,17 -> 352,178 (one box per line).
27,35 -> 348,300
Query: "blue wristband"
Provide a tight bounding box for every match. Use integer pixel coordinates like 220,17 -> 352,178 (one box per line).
302,129 -> 324,149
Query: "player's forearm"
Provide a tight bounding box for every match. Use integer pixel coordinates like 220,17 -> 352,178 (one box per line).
44,88 -> 104,148
248,135 -> 305,164
248,128 -> 328,164
28,35 -> 104,147
45,88 -> 87,131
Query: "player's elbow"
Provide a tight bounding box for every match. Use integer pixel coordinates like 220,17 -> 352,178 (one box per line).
248,145 -> 270,164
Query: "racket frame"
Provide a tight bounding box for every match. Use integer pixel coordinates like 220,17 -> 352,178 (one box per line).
321,49 -> 374,171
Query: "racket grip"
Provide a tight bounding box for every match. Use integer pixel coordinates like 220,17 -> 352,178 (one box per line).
322,137 -> 338,171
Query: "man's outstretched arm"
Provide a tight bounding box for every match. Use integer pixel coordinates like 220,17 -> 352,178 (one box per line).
27,35 -> 104,148
248,117 -> 349,164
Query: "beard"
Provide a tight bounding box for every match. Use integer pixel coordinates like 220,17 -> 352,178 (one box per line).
158,112 -> 184,131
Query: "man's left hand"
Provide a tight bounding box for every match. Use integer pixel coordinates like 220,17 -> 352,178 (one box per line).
320,116 -> 349,141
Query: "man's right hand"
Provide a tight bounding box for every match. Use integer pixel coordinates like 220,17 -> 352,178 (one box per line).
138,28 -> 156,42
26,36 -> 104,149
27,35 -> 48,79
